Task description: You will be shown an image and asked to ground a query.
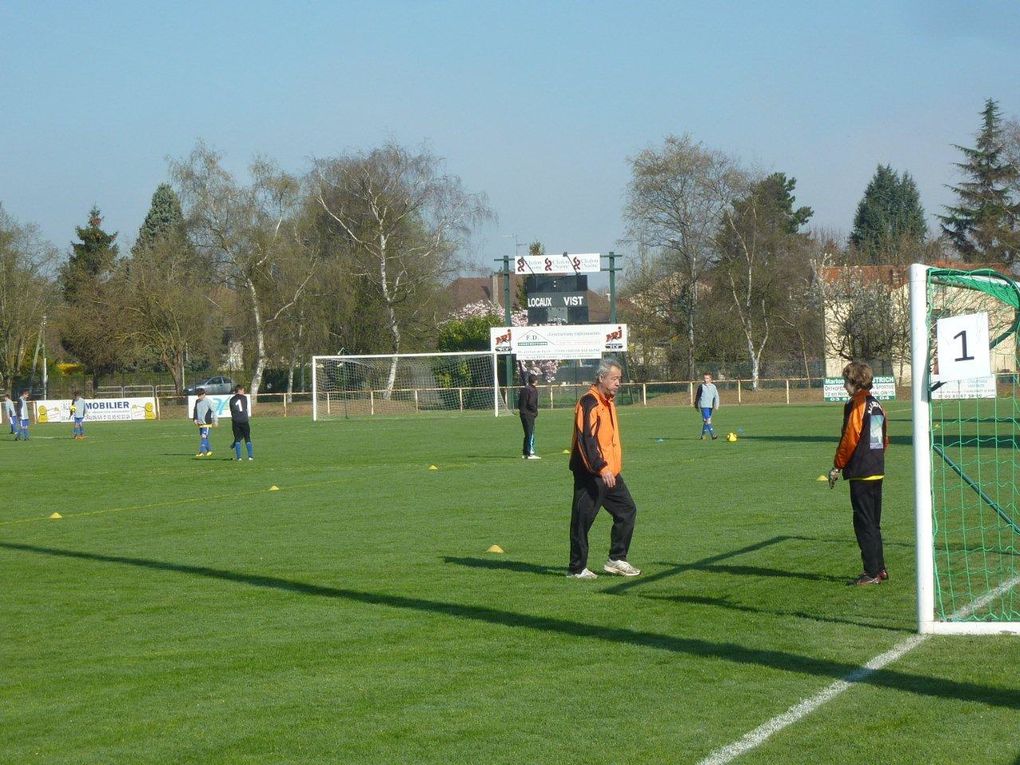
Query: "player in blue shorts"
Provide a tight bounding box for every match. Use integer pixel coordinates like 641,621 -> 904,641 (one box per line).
15,389 -> 30,440
70,390 -> 87,439
694,373 -> 720,440
193,388 -> 218,457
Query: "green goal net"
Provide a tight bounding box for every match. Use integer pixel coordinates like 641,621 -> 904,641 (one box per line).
910,264 -> 1020,634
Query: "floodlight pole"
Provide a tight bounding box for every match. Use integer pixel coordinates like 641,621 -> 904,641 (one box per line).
608,252 -> 618,324
501,255 -> 513,407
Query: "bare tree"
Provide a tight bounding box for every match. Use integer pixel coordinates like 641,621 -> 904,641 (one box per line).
716,173 -> 813,389
171,143 -> 317,399
624,135 -> 744,377
0,205 -> 57,390
313,142 -> 492,395
119,233 -> 219,394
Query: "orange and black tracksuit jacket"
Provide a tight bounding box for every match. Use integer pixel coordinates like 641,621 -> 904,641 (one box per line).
834,389 -> 888,480
569,385 -> 622,476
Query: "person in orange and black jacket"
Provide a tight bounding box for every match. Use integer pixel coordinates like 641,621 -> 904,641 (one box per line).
831,361 -> 889,586
566,358 -> 641,580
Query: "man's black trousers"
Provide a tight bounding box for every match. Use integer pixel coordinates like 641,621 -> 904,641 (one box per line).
568,471 -> 636,573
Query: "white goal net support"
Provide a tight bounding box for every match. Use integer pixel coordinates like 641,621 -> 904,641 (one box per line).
312,352 -> 502,420
909,263 -> 1020,635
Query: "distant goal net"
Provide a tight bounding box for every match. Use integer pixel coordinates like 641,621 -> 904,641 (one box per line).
909,263 -> 1020,634
311,352 -> 501,420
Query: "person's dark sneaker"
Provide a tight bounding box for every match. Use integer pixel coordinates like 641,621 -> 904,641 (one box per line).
711,434 -> 718,440
878,568 -> 889,581
849,573 -> 882,586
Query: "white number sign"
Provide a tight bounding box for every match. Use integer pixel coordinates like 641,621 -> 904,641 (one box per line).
936,312 -> 991,382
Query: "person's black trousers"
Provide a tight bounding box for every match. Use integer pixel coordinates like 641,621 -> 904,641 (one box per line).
520,414 -> 536,456
569,471 -> 636,573
850,479 -> 885,576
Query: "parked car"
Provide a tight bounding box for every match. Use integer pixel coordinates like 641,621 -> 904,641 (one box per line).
184,376 -> 235,396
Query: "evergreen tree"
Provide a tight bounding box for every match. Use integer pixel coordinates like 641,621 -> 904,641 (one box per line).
939,98 -> 1020,265
58,207 -> 125,383
134,183 -> 185,253
60,206 -> 118,300
850,165 -> 927,262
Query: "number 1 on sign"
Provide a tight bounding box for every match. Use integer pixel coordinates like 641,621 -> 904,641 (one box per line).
953,330 -> 975,362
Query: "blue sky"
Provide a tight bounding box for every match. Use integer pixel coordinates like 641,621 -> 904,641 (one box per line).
2,1 -> 1018,282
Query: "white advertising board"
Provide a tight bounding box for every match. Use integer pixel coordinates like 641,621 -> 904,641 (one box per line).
823,376 -> 896,402
490,324 -> 627,360
930,375 -> 998,400
186,394 -> 252,420
35,398 -> 158,423
514,253 -> 601,275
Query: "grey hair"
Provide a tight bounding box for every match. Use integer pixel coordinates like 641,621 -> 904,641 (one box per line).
596,357 -> 622,382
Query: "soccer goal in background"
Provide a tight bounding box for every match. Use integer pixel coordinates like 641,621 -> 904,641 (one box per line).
311,352 -> 502,420
909,263 -> 1020,634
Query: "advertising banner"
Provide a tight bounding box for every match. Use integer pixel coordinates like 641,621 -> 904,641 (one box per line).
823,376 -> 896,402
186,394 -> 252,420
930,375 -> 998,400
491,324 -> 627,360
514,253 -> 601,275
35,398 -> 158,423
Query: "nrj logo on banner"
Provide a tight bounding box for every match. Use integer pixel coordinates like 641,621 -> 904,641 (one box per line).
491,324 -> 628,360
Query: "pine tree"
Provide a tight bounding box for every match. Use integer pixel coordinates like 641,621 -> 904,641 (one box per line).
58,207 -> 125,383
134,184 -> 185,253
61,206 -> 118,300
850,165 -> 927,262
939,98 -> 1020,265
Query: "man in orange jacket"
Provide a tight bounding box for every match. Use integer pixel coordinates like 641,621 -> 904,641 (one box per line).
567,358 -> 640,580
831,361 -> 889,586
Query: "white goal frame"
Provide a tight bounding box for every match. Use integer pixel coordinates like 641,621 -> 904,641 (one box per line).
311,351 -> 503,421
909,263 -> 1020,635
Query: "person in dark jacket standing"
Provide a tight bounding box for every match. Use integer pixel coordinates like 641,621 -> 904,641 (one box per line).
228,384 -> 254,461
566,358 -> 640,580
830,361 -> 889,586
517,373 -> 540,459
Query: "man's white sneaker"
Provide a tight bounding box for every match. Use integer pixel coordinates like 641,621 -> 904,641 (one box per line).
603,559 -> 641,576
526,454 -> 541,460
567,568 -> 598,580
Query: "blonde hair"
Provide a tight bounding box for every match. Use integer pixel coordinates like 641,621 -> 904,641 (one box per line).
842,361 -> 874,392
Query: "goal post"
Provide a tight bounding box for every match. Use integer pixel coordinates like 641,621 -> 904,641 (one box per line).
311,352 -> 503,420
909,263 -> 1020,634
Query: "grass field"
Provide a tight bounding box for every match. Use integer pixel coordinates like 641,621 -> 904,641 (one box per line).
2,403 -> 1019,764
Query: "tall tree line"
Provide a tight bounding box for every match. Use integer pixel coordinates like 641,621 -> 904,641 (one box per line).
3,101 -> 1018,395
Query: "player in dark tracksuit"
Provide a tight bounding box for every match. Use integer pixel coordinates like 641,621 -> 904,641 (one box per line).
228,385 -> 254,461
831,362 -> 889,586
517,373 -> 539,458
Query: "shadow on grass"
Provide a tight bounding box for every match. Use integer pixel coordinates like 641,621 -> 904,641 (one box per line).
442,556 -> 562,575
936,434 -> 1020,449
642,593 -> 911,634
741,434 -> 913,447
603,535 -> 822,595
3,541 -> 1018,711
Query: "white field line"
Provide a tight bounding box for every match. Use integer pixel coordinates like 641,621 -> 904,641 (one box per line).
697,574 -> 1020,765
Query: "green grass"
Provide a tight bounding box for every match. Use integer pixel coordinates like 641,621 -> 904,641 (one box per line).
2,404 -> 1018,764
